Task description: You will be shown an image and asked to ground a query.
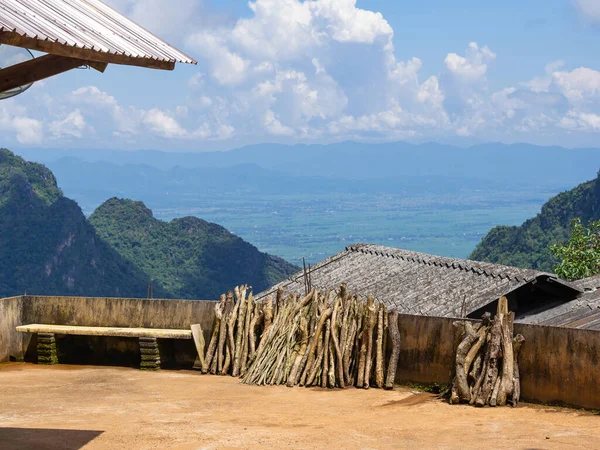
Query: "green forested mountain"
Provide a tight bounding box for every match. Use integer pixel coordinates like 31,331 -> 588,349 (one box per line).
0,149 -> 297,299
89,198 -> 298,299
0,149 -> 156,298
469,172 -> 600,271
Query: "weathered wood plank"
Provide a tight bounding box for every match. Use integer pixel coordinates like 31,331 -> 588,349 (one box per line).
16,324 -> 191,339
0,54 -> 89,94
0,31 -> 175,70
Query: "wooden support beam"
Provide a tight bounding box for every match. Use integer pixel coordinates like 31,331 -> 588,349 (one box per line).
89,61 -> 109,73
0,31 -> 175,71
0,54 -> 89,94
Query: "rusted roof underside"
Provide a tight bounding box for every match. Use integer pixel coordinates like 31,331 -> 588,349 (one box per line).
0,0 -> 196,68
257,244 -> 578,318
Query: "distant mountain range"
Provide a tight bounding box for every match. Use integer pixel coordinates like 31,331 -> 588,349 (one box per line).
470,171 -> 600,271
15,141 -> 600,217
17,141 -> 600,187
0,148 -> 155,298
0,148 -> 297,299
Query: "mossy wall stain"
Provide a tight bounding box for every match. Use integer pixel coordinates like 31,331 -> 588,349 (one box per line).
0,296 -> 24,362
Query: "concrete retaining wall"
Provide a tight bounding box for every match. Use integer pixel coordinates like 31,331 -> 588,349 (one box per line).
394,313 -> 600,410
0,296 -> 24,363
516,323 -> 600,409
2,295 -> 600,409
0,295 -> 217,365
22,296 -> 216,332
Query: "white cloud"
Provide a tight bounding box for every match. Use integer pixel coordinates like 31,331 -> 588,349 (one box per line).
49,110 -> 87,138
142,109 -> 188,138
0,100 -> 43,144
310,0 -> 393,44
559,110 -> 600,131
573,0 -> 600,24
4,0 -> 600,148
552,67 -> 600,104
186,32 -> 250,85
104,0 -> 203,41
444,42 -> 496,83
264,109 -> 295,136
11,117 -> 43,144
72,86 -> 118,107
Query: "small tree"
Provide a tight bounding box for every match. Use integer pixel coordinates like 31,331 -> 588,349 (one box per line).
551,218 -> 600,281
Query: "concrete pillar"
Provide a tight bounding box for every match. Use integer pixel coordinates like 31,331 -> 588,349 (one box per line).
37,333 -> 58,365
139,337 -> 160,370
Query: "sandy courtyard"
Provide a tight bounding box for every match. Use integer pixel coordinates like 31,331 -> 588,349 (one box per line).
0,363 -> 598,449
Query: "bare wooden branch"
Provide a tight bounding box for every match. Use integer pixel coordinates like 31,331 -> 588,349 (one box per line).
375,304 -> 385,388
385,310 -> 400,390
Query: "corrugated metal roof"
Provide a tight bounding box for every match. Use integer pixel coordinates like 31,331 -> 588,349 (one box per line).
518,286 -> 600,330
256,244 -> 579,318
0,0 -> 196,66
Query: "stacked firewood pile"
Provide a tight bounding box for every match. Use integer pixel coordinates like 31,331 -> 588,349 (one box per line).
197,284 -> 402,389
449,296 -> 525,407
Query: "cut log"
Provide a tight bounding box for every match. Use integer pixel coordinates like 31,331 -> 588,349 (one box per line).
306,318 -> 327,386
330,298 -> 345,388
455,321 -> 481,402
357,327 -> 368,388
286,316 -> 308,386
338,286 -> 350,370
217,293 -> 233,374
223,345 -> 231,374
449,320 -> 466,404
300,306 -> 333,385
464,324 -> 489,377
203,300 -> 223,374
190,323 -> 205,370
490,374 -> 502,407
363,296 -> 377,389
469,352 -> 482,386
249,308 -> 264,361
385,310 -> 400,390
275,287 -> 284,316
470,331 -> 491,405
475,310 -> 503,407
240,292 -> 254,375
224,296 -> 240,375
344,315 -> 357,385
375,304 -> 385,388
511,334 -> 525,407
496,311 -> 515,406
232,286 -> 248,377
328,339 -> 336,388
321,319 -> 331,388
254,295 -> 273,357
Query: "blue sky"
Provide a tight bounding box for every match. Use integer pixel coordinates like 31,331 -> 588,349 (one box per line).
2,0 -> 600,150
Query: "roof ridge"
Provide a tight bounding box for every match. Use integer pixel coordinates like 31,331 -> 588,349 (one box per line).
345,243 -> 544,281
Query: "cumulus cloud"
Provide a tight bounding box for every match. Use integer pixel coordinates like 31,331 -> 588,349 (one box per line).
142,109 -> 188,138
49,110 -> 88,138
3,0 -> 600,148
444,42 -> 496,83
573,0 -> 600,24
0,100 -> 43,144
105,0 -> 204,41
552,67 -> 600,104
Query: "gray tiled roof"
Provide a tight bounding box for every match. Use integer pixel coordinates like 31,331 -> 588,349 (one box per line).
257,244 -> 572,318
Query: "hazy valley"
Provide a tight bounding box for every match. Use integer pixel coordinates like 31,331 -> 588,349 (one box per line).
16,141 -> 599,266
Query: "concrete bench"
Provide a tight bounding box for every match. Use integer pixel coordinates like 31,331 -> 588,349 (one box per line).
16,324 -> 192,370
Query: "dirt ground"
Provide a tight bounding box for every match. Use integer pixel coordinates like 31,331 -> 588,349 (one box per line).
0,363 -> 598,450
